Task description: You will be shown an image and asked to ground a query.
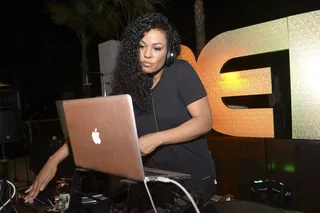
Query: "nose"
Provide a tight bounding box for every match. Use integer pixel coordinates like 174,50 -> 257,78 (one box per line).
143,47 -> 152,59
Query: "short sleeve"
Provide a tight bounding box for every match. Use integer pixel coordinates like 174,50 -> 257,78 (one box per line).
177,60 -> 207,106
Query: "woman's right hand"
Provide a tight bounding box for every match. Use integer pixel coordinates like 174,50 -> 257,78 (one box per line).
24,157 -> 58,203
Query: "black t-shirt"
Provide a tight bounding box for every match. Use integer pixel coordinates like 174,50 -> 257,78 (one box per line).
135,59 -> 215,187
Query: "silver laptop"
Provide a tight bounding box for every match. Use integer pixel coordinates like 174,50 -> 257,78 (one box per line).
56,100 -> 69,141
62,95 -> 190,182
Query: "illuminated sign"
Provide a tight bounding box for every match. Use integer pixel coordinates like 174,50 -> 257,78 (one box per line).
178,10 -> 320,140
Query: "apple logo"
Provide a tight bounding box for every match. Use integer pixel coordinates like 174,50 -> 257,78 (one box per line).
91,128 -> 101,144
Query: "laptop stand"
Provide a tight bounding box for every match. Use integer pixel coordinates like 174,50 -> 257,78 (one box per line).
69,168 -> 127,212
69,168 -> 198,212
120,178 -> 200,213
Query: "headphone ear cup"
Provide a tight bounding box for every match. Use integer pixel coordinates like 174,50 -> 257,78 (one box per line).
165,42 -> 175,67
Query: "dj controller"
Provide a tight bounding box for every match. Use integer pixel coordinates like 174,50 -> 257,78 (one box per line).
6,177 -> 129,213
5,178 -> 72,213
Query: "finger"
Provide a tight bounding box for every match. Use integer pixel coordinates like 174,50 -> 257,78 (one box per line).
26,190 -> 38,203
24,194 -> 33,203
25,196 -> 34,204
25,185 -> 34,193
24,189 -> 35,202
27,182 -> 41,201
25,198 -> 34,203
24,184 -> 36,201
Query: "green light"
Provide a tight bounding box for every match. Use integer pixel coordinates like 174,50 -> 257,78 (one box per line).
267,162 -> 277,170
284,163 -> 296,173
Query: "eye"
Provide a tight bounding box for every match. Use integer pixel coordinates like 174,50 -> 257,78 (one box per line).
154,47 -> 162,51
139,42 -> 145,48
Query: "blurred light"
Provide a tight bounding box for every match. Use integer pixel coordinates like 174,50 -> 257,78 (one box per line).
283,163 -> 296,173
220,72 -> 248,91
268,162 -> 277,170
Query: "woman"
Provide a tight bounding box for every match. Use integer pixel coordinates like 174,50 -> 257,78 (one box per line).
25,12 -> 216,207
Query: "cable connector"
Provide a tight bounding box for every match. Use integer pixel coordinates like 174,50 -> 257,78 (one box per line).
144,176 -> 158,182
155,176 -> 171,183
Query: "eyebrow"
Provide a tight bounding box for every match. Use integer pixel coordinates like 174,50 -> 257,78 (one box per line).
140,41 -> 164,46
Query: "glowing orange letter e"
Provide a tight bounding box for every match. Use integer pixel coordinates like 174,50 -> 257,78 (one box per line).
179,18 -> 290,138
180,18 -> 289,138
179,10 -> 320,139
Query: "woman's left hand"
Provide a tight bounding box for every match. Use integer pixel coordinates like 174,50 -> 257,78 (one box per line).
139,133 -> 162,156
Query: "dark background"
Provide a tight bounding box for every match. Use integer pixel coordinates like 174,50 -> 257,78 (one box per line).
2,0 -> 320,120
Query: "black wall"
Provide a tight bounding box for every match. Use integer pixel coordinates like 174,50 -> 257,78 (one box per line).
207,135 -> 320,213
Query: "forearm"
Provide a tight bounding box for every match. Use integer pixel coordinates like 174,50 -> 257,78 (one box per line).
49,140 -> 70,164
158,117 -> 212,146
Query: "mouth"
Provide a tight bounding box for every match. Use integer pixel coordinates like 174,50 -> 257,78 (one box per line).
141,62 -> 152,67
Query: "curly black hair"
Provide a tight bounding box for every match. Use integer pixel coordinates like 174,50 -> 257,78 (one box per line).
112,12 -> 181,113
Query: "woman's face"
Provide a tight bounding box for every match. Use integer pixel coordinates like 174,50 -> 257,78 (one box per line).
139,29 -> 168,73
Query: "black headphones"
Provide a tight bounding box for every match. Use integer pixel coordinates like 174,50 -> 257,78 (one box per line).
165,36 -> 175,67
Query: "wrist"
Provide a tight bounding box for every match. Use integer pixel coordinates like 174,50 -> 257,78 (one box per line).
155,131 -> 166,146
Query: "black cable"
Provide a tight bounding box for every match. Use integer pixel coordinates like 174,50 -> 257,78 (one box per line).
10,203 -> 18,213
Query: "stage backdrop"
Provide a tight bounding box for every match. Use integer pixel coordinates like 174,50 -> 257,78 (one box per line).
179,10 -> 320,140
